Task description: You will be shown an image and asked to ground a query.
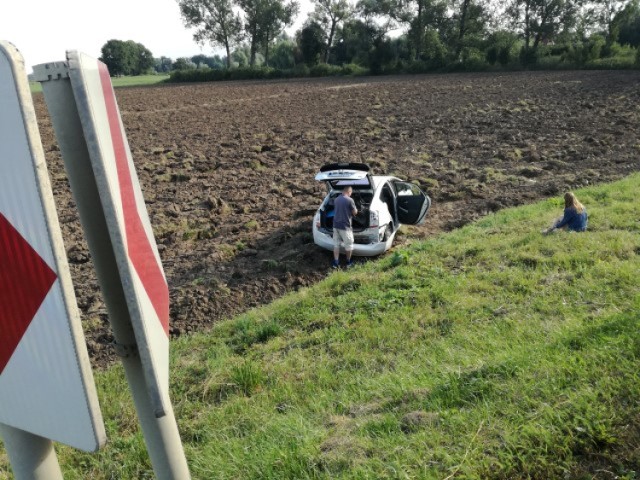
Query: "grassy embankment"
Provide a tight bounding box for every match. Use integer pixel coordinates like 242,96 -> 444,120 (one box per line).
2,174 -> 639,479
29,74 -> 169,93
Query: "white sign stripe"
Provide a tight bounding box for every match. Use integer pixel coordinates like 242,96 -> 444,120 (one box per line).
0,62 -> 55,268
74,55 -> 126,241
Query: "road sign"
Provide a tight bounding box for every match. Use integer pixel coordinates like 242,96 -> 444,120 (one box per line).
35,52 -> 171,416
0,41 -> 105,452
35,52 -> 190,478
71,52 -> 171,415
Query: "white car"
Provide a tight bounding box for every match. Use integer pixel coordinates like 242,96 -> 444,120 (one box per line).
312,163 -> 431,256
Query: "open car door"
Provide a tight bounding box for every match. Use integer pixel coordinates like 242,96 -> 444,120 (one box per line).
393,181 -> 431,225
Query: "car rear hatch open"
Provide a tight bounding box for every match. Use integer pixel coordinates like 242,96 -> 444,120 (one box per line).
315,163 -> 373,233
314,162 -> 373,190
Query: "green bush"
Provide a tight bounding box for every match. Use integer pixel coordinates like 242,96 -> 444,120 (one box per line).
485,31 -> 519,66
549,44 -> 570,56
602,41 -> 636,59
169,66 -> 286,83
169,69 -> 226,82
586,34 -> 606,61
229,360 -> 264,396
309,63 -> 343,77
292,64 -> 310,77
519,46 -> 538,66
585,56 -> 638,69
536,55 -> 566,69
486,46 -> 499,65
167,62 -> 371,83
421,29 -> 448,69
461,48 -> 490,71
498,45 -> 515,66
341,63 -> 368,76
404,60 -> 430,73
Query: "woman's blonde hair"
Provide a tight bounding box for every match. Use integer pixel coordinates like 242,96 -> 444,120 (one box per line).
564,192 -> 585,213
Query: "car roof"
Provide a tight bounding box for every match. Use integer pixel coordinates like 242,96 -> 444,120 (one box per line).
371,175 -> 400,188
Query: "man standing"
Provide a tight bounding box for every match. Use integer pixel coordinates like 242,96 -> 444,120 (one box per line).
332,185 -> 358,268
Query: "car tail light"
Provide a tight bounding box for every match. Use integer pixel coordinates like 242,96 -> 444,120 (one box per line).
369,210 -> 379,228
314,211 -> 321,228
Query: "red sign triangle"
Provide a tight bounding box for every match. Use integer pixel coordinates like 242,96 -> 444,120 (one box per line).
0,213 -> 57,374
98,63 -> 169,336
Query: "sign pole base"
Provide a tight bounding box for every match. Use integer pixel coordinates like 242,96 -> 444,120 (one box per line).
0,424 -> 63,480
121,356 -> 191,480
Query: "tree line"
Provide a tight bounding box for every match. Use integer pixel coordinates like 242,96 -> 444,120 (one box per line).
100,0 -> 640,76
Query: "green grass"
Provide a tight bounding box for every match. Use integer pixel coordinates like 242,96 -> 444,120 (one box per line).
29,74 -> 169,93
3,174 -> 639,479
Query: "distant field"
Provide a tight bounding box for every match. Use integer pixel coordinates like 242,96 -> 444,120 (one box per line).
29,74 -> 169,93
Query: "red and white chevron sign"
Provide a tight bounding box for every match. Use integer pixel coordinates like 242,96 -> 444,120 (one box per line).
67,52 -> 171,408
0,41 -> 105,451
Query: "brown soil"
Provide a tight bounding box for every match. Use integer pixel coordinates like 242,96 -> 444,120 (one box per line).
33,70 -> 640,368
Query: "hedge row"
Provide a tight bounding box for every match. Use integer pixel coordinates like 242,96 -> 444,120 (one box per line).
168,63 -> 368,83
168,56 -> 639,84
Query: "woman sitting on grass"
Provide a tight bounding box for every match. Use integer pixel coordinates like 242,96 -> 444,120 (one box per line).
543,192 -> 588,234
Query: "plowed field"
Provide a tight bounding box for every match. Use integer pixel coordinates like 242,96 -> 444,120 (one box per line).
33,70 -> 640,367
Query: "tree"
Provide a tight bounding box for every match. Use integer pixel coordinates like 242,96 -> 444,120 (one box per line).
270,37 -> 297,68
450,0 -> 489,59
238,0 -> 269,66
178,0 -> 243,68
405,0 -> 449,60
238,0 -> 299,66
230,45 -> 265,66
336,0 -> 402,65
297,21 -> 327,65
231,47 -> 250,66
360,0 -> 449,60
507,0 -> 580,62
261,0 -> 299,65
132,42 -> 156,74
173,57 -> 198,70
485,30 -> 519,65
191,54 -> 210,67
613,0 -> 640,46
155,56 -> 174,73
333,18 -> 388,66
592,0 -> 627,42
311,0 -> 353,63
100,40 -> 154,76
209,55 -> 227,68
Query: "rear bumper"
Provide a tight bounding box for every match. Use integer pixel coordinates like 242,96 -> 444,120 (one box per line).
313,227 -> 391,257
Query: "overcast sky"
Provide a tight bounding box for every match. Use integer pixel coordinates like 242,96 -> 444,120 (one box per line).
1,0 -> 314,72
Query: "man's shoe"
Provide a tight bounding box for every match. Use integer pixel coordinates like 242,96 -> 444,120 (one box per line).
332,260 -> 340,269
346,260 -> 355,269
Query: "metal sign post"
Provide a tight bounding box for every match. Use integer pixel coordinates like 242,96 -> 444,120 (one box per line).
34,52 -> 190,479
0,41 -> 105,479
0,424 -> 63,479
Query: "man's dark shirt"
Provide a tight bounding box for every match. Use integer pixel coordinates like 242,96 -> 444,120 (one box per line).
334,194 -> 356,230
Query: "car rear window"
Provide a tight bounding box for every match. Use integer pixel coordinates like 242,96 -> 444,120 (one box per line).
331,178 -> 370,188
